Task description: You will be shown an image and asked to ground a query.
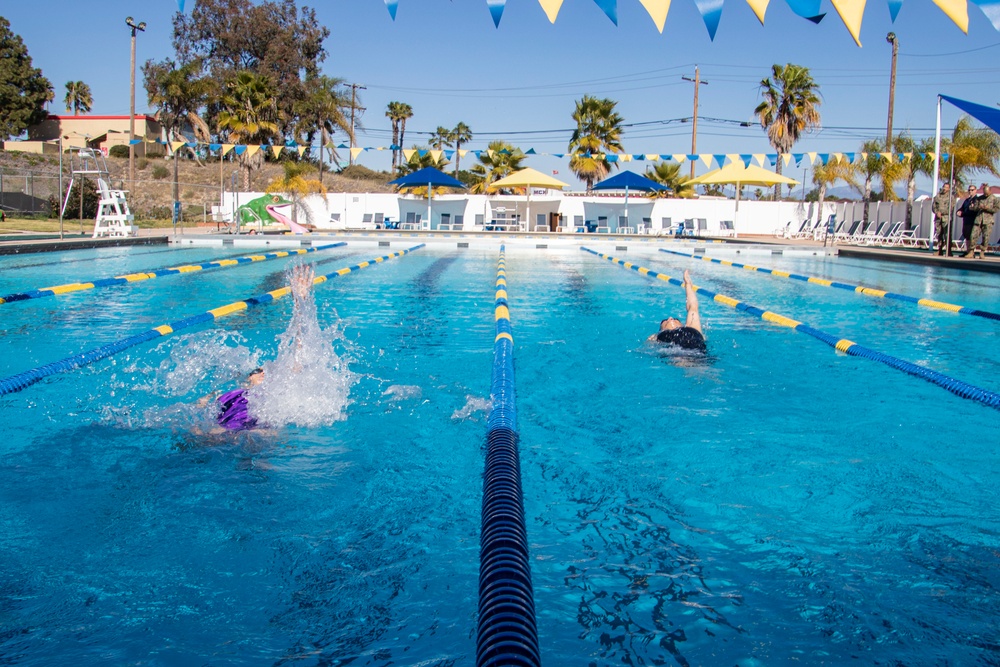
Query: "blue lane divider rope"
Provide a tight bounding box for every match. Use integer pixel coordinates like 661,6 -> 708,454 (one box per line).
659,248 -> 1000,322
0,245 -> 424,396
0,243 -> 346,305
582,247 -> 1000,411
477,246 -> 541,667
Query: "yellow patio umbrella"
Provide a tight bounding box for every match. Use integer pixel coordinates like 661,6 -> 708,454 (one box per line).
689,161 -> 798,235
488,168 -> 569,229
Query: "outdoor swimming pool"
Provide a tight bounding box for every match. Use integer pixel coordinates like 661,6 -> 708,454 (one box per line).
1,240 -> 998,666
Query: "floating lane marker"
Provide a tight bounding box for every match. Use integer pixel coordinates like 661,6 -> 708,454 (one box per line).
0,245 -> 424,396
582,247 -> 1000,411
477,246 -> 541,667
659,248 -> 1000,322
0,243 -> 346,305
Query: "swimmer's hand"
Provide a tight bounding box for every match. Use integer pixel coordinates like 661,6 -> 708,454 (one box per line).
290,263 -> 315,299
682,269 -> 692,288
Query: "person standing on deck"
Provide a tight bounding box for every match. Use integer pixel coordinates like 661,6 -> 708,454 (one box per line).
965,183 -> 999,258
931,182 -> 954,256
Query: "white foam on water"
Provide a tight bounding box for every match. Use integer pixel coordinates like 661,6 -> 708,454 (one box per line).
451,395 -> 492,420
382,384 -> 422,402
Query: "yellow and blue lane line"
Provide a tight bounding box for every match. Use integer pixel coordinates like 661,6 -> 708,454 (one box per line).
0,245 -> 424,396
659,248 -> 1000,322
581,247 -> 1000,410
0,243 -> 346,305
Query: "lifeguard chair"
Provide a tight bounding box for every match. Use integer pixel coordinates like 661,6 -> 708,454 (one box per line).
62,148 -> 138,238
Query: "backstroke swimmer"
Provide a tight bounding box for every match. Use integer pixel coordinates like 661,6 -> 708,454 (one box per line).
648,269 -> 707,353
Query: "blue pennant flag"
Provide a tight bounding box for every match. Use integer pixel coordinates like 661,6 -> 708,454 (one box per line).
632,154 -> 645,161
178,0 -> 186,12
694,0 -> 724,39
385,0 -> 398,20
784,0 -> 825,22
793,153 -> 804,166
233,145 -> 247,156
661,154 -> 674,161
712,154 -> 727,167
686,154 -> 699,161
390,144 -> 400,151
766,154 -> 777,166
817,153 -> 829,164
887,0 -> 903,21
472,151 -> 482,157
739,154 -> 753,167
498,148 -> 511,155
970,0 -> 1000,29
607,154 -> 619,162
444,150 -> 455,159
844,152 -> 856,163
526,148 -> 537,154
553,153 -> 564,158
593,0 -> 618,24
209,143 -> 222,151
129,139 -> 143,145
418,150 -> 428,157
487,0 -> 506,27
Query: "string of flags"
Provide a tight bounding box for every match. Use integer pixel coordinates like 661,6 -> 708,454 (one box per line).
144,137 -> 950,168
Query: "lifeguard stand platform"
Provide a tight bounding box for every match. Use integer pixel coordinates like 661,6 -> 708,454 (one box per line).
61,148 -> 138,238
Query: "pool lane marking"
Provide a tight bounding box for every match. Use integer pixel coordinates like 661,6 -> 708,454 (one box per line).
581,247 -> 1000,411
0,245 -> 425,396
0,243 -> 346,305
658,248 -> 1000,322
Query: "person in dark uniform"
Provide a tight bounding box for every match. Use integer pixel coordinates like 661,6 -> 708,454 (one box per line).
648,269 -> 706,352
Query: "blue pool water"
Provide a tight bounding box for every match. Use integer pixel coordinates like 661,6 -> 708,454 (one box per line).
1,242 -> 998,665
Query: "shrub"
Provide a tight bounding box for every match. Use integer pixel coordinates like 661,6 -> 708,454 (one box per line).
64,178 -> 99,219
108,145 -> 131,159
152,164 -> 169,180
137,158 -> 148,170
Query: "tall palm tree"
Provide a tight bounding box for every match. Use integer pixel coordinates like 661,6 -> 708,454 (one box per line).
469,140 -> 526,194
430,126 -> 453,151
386,101 -> 404,172
295,75 -> 352,186
939,115 -> 1000,187
451,122 -> 472,175
569,95 -> 624,191
63,81 -> 92,115
754,63 -> 822,199
644,161 -> 695,198
217,71 -> 280,191
144,59 -> 212,203
397,103 -> 414,172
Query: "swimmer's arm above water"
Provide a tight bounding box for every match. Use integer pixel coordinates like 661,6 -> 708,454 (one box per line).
683,270 -> 702,334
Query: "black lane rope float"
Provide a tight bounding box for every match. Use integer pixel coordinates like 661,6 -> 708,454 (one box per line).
0,245 -> 424,396
477,246 -> 541,667
659,248 -> 1000,322
0,243 -> 346,305
582,247 -> 1000,411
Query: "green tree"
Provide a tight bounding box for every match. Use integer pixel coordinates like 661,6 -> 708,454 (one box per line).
644,161 -> 695,199
294,75 -> 352,186
854,138 -> 904,225
144,58 -> 213,203
266,161 -> 325,226
939,115 -> 1000,187
754,63 -> 821,198
893,134 -> 934,229
451,122 -> 472,175
811,159 -> 857,226
469,141 -> 526,194
217,71 -> 280,191
569,95 -> 624,191
430,126 -> 452,151
63,81 -> 93,115
385,101 -> 412,173
0,17 -> 53,140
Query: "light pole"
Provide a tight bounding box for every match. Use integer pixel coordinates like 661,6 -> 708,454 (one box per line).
886,32 -> 898,151
126,16 -> 146,198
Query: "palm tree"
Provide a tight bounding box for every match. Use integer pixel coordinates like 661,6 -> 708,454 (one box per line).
811,159 -> 857,226
144,59 -> 212,203
893,134 -> 934,229
429,126 -> 452,151
754,63 -> 822,199
469,140 -> 526,194
569,95 -> 624,191
855,138 -> 905,225
217,71 -> 280,191
644,161 -> 695,198
64,81 -> 92,115
451,122 -> 472,175
939,115 -> 1000,187
397,103 -> 414,173
385,101 -> 413,173
266,161 -> 326,226
295,75 -> 352,186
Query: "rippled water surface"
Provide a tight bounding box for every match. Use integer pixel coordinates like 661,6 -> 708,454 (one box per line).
1,242 -> 998,666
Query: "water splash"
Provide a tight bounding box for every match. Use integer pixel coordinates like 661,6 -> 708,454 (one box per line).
383,384 -> 422,402
451,395 -> 492,420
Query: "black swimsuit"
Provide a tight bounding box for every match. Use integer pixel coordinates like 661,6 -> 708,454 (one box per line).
656,326 -> 707,352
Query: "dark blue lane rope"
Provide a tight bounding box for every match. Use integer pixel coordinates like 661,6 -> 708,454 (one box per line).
0,245 -> 424,396
477,247 -> 541,667
583,247 -> 1000,411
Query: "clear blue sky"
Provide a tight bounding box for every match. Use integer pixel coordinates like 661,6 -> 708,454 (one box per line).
6,1 -> 1000,191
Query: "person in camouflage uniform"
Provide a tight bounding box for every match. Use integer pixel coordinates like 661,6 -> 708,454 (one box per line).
965,183 -> 999,258
931,182 -> 953,256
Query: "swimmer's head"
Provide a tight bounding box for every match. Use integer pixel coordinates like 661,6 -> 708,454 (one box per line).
660,317 -> 682,331
247,367 -> 265,386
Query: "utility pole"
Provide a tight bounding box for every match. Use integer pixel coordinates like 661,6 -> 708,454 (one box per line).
886,32 -> 898,151
349,83 -> 367,167
682,67 -> 708,179
126,17 -> 146,196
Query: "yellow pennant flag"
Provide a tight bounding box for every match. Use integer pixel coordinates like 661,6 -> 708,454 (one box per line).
830,0 -> 866,46
170,141 -> 186,153
402,149 -> 416,162
271,146 -> 283,159
725,153 -> 741,166
459,149 -> 468,158
221,143 -> 235,156
745,0 -> 770,23
429,149 -> 443,162
933,0 -> 969,33
753,153 -> 767,167
672,154 -> 687,163
831,153 -> 844,164
700,154 -> 714,168
375,146 -> 386,151
638,0 -> 671,33
879,152 -> 893,162
902,152 -> 912,161
244,145 -> 260,159
781,154 -> 793,167
351,147 -> 364,161
297,146 -> 307,157
927,151 -> 937,160
537,0 -> 564,22
486,150 -> 496,159
859,152 -> 868,162
807,152 -> 818,165
646,154 -> 660,161
621,154 -> 632,162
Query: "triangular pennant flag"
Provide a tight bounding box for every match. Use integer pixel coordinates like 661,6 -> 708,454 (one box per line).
337,143 -> 348,149
753,153 -> 767,166
767,154 -> 778,166
459,149 -> 468,157
297,146 -> 307,157
170,141 -> 186,152
208,143 -> 222,151
933,0 -> 969,32
526,148 -> 537,154
784,0 -> 826,22
390,144 -> 400,151
245,145 -> 260,158
538,0 -> 564,22
129,139 -> 143,145
351,147 -> 364,160
552,153 -> 564,158
831,152 -> 844,163
901,152 -> 911,161
178,0 -> 185,12
646,154 -> 659,160
418,150 -> 429,158
879,152 -> 893,161
746,0 -> 770,22
607,154 -> 619,163
860,152 -> 869,162
498,148 -> 511,154
816,153 -> 829,164
687,154 -> 700,162
185,142 -> 198,148
638,0 -> 671,32
385,0 -> 398,20
830,0 -> 866,46
674,154 -> 688,163
593,0 -> 619,24
429,149 -> 443,162
402,149 -> 416,162
845,152 -> 857,163
222,144 -> 235,156
941,153 -> 949,161
781,153 -> 793,167
701,154 -> 715,168
620,154 -> 632,162
444,150 -> 455,159
488,0 -> 506,28
887,0 -> 903,20
793,153 -> 804,166
807,152 -> 818,165
271,146 -> 283,159
739,153 -> 754,167
632,154 -> 646,161
725,153 -> 740,165
694,0 -> 724,38
969,0 -> 1000,29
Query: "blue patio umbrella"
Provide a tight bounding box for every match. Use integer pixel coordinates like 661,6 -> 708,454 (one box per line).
592,170 -> 667,223
389,167 -> 466,227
